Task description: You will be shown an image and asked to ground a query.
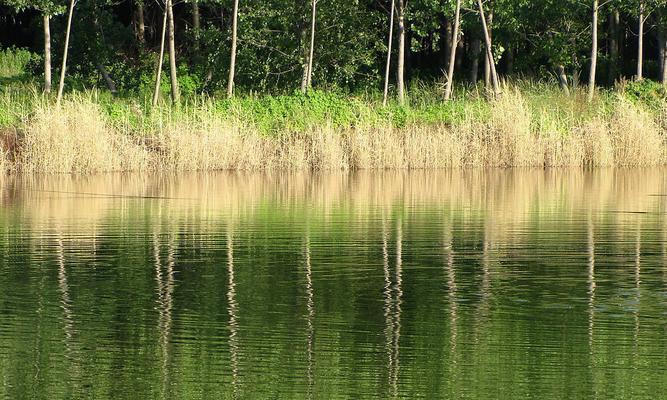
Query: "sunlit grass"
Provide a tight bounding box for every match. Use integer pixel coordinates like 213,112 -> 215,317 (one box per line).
0,46 -> 665,173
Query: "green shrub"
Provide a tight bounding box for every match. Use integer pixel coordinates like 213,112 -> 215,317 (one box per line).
0,48 -> 36,78
622,79 -> 667,113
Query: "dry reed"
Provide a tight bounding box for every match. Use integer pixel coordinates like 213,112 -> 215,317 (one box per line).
5,91 -> 667,173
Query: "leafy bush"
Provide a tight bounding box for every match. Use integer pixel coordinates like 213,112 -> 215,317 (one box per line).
622,79 -> 667,113
0,48 -> 37,79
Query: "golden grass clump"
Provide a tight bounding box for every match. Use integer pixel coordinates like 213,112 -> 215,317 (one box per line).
0,146 -> 7,173
19,97 -> 149,173
151,118 -> 266,171
483,90 -> 537,167
609,98 -> 664,166
579,120 -> 615,166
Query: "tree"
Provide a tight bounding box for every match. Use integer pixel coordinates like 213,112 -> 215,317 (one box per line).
630,0 -> 662,81
227,0 -> 240,97
302,0 -> 318,93
56,0 -> 75,106
477,0 -> 500,95
2,0 -> 64,94
43,14 -> 52,93
166,0 -> 180,103
637,0 -> 645,80
397,0 -> 406,104
607,8 -> 620,83
444,0 -> 462,100
483,1 -> 493,89
588,0 -> 599,101
135,0 -> 145,46
383,0 -> 396,106
469,37 -> 481,83
192,0 -> 201,43
153,5 -> 168,107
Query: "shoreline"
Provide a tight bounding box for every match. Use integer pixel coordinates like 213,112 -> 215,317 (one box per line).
1,87 -> 666,174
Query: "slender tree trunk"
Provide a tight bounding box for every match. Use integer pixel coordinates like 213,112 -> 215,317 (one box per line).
588,0 -> 599,102
444,0 -> 462,100
397,0 -> 406,104
505,45 -> 514,75
43,15 -> 51,94
608,9 -> 619,83
659,24 -> 667,85
440,17 -> 452,72
455,35 -> 464,72
56,0 -> 76,106
152,7 -> 168,107
405,19 -> 412,81
477,0 -> 500,95
469,37 -> 481,83
383,0 -> 396,106
167,0 -> 180,103
660,26 -> 667,85
483,7 -> 493,88
306,0 -> 317,90
227,0 -> 239,98
299,0 -> 309,93
137,1 -> 145,46
192,0 -> 200,42
637,1 -> 644,80
557,64 -> 570,95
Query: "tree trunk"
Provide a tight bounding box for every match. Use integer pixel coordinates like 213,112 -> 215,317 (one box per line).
56,0 -> 76,106
97,65 -> 118,94
505,45 -> 514,75
455,35 -> 464,72
43,15 -> 51,94
659,24 -> 667,85
306,0 -> 317,90
477,0 -> 500,95
193,0 -> 200,38
483,7 -> 493,88
383,0 -> 396,106
152,7 -> 168,107
440,17 -> 452,72
444,0 -> 462,101
167,0 -> 180,103
397,0 -> 406,104
588,0 -> 599,102
227,0 -> 239,98
406,19 -> 412,81
637,1 -> 644,80
608,9 -> 619,83
662,46 -> 667,86
557,64 -> 570,95
137,1 -> 145,46
469,37 -> 480,83
299,0 -> 309,93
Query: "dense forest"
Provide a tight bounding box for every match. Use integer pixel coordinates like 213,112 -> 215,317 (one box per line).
1,0 -> 667,102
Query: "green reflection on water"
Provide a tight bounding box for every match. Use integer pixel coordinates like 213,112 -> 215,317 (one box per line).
1,170 -> 667,399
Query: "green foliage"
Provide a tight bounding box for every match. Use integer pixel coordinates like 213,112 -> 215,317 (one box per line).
0,48 -> 36,79
214,90 -> 359,135
622,79 -> 667,112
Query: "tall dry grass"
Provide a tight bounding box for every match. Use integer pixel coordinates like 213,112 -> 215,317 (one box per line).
0,146 -> 7,173
18,97 -> 150,173
5,90 -> 666,173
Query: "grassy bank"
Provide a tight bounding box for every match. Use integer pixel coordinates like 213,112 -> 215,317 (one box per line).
1,51 -> 667,173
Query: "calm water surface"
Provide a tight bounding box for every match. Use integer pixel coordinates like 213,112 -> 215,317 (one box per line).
1,170 -> 667,399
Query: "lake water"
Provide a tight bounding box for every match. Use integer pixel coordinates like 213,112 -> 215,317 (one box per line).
1,170 -> 667,399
